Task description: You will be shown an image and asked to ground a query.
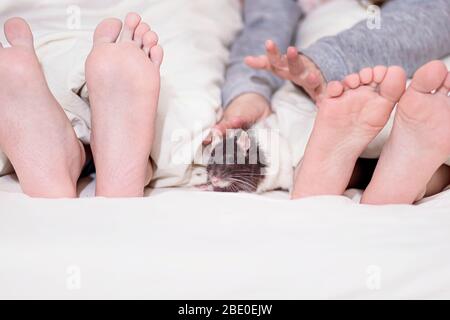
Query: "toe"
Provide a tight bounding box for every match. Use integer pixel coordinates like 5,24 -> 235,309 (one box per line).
344,74 -> 361,90
359,68 -> 373,85
410,60 -> 448,93
379,66 -> 407,102
326,81 -> 344,98
150,45 -> 164,67
119,12 -> 142,42
437,72 -> 450,95
444,73 -> 450,89
437,85 -> 448,95
373,66 -> 388,84
143,31 -> 159,56
4,17 -> 34,47
93,18 -> 122,44
133,23 -> 150,47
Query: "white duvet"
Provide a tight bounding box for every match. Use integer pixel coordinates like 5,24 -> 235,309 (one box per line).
1,0 -> 450,299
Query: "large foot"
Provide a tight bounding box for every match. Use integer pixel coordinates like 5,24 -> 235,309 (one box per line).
362,61 -> 450,205
86,13 -> 163,197
292,66 -> 406,199
0,18 -> 85,198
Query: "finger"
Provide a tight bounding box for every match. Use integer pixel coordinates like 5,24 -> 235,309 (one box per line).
306,71 -> 322,88
280,54 -> 288,67
244,55 -> 270,70
287,47 -> 303,76
202,133 -> 213,146
202,127 -> 224,146
215,117 -> 247,136
265,40 -> 283,69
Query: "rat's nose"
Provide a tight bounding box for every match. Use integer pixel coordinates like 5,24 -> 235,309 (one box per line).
210,177 -> 220,185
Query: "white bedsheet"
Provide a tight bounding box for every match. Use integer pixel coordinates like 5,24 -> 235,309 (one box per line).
1,175 -> 450,299
1,0 -> 450,300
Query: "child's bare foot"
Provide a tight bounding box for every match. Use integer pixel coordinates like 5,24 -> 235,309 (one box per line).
292,66 -> 406,199
86,13 -> 163,197
0,18 -> 85,198
362,61 -> 450,205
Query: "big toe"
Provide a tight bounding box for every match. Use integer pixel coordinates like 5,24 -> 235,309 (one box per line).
379,66 -> 407,103
119,12 -> 142,42
411,60 -> 448,93
4,17 -> 34,47
93,18 -> 122,44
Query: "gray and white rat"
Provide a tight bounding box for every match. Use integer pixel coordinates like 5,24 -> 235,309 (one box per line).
204,117 -> 294,193
206,129 -> 266,193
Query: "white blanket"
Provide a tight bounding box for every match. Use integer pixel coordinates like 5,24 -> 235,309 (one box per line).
1,175 -> 450,299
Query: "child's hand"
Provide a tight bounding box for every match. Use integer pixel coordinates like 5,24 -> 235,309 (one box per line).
245,40 -> 326,102
203,93 -> 271,145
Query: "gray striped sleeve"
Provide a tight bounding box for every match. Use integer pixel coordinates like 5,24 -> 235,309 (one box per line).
222,0 -> 303,107
302,0 -> 450,81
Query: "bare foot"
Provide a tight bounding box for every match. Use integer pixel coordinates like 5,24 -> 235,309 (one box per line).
86,13 -> 163,197
362,61 -> 450,205
292,66 -> 406,199
0,18 -> 85,198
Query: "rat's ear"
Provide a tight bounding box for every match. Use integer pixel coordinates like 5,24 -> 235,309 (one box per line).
237,131 -> 251,152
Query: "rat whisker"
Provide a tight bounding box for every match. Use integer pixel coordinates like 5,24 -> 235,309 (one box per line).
227,179 -> 257,191
234,175 -> 261,179
230,177 -> 257,184
232,179 -> 258,191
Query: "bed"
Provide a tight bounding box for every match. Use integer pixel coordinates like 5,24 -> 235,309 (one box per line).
1,175 -> 450,299
1,0 -> 450,299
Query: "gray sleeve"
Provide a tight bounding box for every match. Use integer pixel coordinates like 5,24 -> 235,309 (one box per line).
302,0 -> 450,81
222,0 -> 303,107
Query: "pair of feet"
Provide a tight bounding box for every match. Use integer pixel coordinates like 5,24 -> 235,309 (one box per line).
0,13 -> 163,198
293,61 -> 450,204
